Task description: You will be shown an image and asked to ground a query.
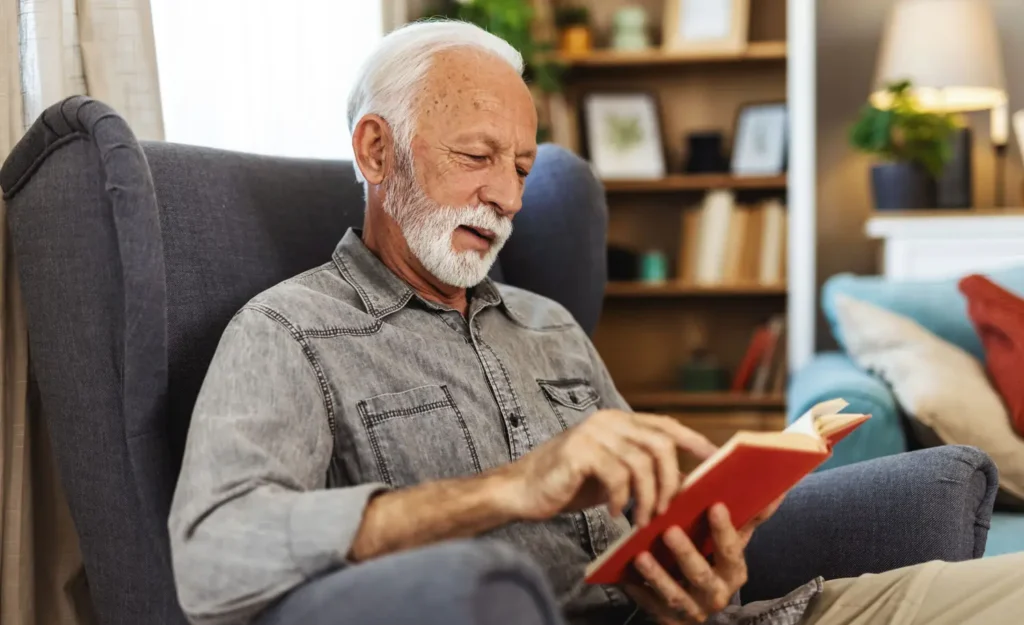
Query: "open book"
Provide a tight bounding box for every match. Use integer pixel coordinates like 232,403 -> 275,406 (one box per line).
585,399 -> 869,585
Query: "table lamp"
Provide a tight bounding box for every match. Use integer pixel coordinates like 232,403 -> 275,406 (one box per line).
872,0 -> 1008,208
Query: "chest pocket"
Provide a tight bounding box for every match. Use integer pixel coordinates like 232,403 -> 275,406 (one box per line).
538,379 -> 601,431
357,385 -> 483,488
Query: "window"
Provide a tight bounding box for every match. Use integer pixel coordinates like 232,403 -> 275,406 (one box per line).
150,0 -> 383,160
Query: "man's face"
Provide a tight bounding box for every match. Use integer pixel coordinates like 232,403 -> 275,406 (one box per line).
383,48 -> 538,288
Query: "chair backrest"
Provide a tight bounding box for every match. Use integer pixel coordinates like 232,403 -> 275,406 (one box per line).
1,96 -> 608,625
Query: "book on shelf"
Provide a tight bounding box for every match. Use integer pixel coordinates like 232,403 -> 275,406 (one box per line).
678,193 -> 787,288
733,315 -> 787,394
584,399 -> 870,585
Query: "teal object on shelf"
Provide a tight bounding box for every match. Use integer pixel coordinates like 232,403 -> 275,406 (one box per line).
640,250 -> 668,283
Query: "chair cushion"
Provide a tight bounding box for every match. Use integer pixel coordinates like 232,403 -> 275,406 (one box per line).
959,274 -> 1024,437
834,294 -> 1024,503
822,265 -> 1024,361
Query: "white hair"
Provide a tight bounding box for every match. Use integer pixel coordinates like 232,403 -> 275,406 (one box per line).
346,20 -> 525,187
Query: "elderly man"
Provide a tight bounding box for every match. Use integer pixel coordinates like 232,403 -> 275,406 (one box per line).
169,20 -> 1023,625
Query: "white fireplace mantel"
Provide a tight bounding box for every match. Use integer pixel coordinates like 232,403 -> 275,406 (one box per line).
865,210 -> 1024,280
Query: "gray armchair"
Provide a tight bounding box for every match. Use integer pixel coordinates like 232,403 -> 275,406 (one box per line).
2,97 -> 998,625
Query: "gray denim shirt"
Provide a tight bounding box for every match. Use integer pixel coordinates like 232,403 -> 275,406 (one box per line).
168,229 -> 820,625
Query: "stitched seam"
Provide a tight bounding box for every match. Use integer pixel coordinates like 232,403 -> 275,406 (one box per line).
441,385 -> 483,474
482,341 -> 534,450
503,315 -> 577,333
361,400 -> 452,424
246,304 -> 337,438
374,291 -> 415,318
334,251 -> 381,317
538,379 -> 601,411
300,323 -> 382,338
546,397 -> 570,431
357,401 -> 395,488
3,132 -> 87,199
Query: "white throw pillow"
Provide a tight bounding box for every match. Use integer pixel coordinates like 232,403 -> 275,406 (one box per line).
834,294 -> 1024,500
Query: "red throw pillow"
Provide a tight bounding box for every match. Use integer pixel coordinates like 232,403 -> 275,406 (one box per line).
959,274 -> 1024,436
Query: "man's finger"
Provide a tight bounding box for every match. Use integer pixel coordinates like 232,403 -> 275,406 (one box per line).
583,442 -> 633,516
709,504 -> 748,590
603,418 -> 682,516
635,413 -> 718,460
662,525 -> 730,613
616,445 -> 657,526
633,551 -> 707,623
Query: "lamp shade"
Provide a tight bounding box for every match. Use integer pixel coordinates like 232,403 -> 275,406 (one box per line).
872,0 -> 1006,112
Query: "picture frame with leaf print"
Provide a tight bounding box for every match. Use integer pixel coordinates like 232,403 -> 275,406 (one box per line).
581,92 -> 666,180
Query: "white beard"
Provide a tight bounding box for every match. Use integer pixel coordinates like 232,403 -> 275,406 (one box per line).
382,151 -> 513,288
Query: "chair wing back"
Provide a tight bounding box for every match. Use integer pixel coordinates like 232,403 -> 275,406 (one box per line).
1,96 -> 607,624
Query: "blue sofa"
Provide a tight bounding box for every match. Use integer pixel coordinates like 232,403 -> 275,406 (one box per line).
788,268 -> 1024,557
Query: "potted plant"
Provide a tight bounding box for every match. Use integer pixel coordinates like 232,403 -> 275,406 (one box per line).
555,5 -> 592,56
850,80 -> 958,210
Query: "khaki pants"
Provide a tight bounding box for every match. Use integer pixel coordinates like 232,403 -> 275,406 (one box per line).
802,552 -> 1024,624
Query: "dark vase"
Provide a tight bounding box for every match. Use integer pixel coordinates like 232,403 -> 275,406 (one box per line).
871,162 -> 937,210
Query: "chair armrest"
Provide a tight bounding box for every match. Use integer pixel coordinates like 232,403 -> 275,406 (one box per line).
742,445 -> 998,603
787,352 -> 907,470
256,540 -> 565,625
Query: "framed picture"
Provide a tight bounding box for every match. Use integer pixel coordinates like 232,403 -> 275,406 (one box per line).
663,0 -> 750,54
731,102 -> 788,176
581,92 -> 666,180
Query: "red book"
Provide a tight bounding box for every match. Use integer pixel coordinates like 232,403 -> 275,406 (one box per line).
730,326 -> 772,391
584,399 -> 869,585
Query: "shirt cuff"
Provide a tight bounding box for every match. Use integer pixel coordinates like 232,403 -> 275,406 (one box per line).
287,482 -> 390,578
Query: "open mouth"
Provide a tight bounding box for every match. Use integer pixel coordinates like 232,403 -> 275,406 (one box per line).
457,224 -> 496,243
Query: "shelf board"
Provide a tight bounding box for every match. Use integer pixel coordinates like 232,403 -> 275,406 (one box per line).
559,41 -> 787,68
605,282 -> 786,297
603,174 -> 787,193
624,391 -> 786,410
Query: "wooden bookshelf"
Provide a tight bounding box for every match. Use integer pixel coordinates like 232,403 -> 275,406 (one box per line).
553,0 -> 790,444
624,391 -> 786,410
605,282 -> 786,297
603,174 -> 787,193
559,41 -> 787,68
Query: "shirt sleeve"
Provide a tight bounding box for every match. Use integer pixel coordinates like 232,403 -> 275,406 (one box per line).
168,307 -> 388,625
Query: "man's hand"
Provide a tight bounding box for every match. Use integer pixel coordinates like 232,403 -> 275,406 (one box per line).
624,498 -> 787,624
495,410 -> 717,527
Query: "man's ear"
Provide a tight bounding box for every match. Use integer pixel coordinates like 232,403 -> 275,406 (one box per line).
352,114 -> 394,186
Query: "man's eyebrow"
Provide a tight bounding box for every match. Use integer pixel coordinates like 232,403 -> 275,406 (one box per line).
454,132 -> 536,159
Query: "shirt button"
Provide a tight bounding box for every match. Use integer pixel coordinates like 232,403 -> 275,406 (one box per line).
509,413 -> 522,427
569,391 -> 579,404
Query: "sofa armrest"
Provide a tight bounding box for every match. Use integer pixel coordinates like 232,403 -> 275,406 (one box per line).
742,445 -> 998,603
787,352 -> 907,470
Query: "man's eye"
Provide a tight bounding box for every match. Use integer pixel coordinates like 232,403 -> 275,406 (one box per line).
464,153 -> 488,162
517,168 -> 530,178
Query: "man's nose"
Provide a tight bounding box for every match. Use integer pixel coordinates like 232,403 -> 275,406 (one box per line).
479,165 -> 524,217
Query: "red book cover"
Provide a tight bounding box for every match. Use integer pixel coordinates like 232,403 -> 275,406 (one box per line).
584,402 -> 868,585
731,327 -> 771,391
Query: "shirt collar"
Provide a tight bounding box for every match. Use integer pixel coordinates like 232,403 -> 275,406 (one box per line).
332,228 -> 503,319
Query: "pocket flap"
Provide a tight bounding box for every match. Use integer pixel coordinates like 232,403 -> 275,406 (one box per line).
538,379 -> 600,410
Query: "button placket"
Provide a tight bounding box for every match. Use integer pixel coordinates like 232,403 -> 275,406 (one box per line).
469,317 -> 532,461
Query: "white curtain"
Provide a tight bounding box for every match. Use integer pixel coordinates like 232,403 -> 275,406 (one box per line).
1,1 -> 164,624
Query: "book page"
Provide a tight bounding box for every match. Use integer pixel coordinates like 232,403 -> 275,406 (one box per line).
785,398 -> 850,438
